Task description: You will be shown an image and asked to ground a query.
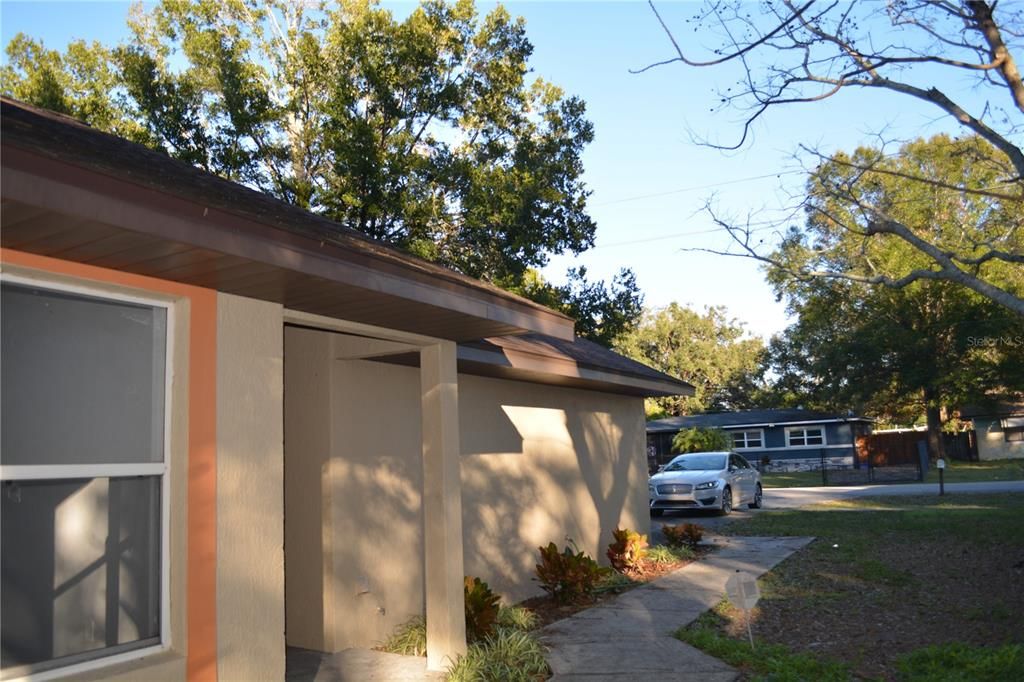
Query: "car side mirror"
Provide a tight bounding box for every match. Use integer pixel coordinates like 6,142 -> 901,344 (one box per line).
728,465 -> 737,472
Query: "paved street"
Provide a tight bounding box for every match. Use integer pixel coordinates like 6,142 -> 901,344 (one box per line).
652,479 -> 1024,537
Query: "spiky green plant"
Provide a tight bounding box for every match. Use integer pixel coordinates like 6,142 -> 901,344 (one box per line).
381,616 -> 427,657
647,544 -> 695,564
495,605 -> 539,632
446,627 -> 549,681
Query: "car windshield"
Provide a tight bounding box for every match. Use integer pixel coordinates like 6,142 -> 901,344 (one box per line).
664,454 -> 727,471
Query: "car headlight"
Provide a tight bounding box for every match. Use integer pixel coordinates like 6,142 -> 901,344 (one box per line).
694,481 -> 718,490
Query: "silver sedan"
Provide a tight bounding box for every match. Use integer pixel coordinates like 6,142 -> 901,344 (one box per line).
648,451 -> 763,516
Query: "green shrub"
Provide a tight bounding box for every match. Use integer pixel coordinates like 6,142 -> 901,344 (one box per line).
662,522 -> 704,549
606,527 -> 648,573
381,615 -> 427,657
464,576 -> 501,642
535,541 -> 605,604
672,427 -> 731,454
647,544 -> 695,564
446,627 -> 549,681
495,605 -> 538,632
897,642 -> 1024,681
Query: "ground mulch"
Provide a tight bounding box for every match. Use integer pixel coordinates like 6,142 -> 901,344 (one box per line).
518,546 -> 715,629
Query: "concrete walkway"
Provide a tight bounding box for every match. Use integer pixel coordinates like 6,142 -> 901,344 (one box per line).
286,535 -> 816,681
539,535 -> 814,681
285,647 -> 445,682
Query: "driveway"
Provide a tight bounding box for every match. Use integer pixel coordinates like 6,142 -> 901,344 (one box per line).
651,479 -> 1024,538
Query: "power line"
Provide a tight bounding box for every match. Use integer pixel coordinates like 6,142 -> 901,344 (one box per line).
592,222 -> 782,249
591,170 -> 806,207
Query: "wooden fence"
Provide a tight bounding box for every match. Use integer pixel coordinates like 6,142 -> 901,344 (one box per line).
856,431 -> 977,465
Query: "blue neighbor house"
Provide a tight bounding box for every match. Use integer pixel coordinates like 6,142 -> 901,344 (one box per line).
647,408 -> 874,472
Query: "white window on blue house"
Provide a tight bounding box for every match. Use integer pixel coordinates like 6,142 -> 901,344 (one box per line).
786,426 -> 826,447
1003,417 -> 1024,443
731,430 -> 764,449
1,278 -> 172,679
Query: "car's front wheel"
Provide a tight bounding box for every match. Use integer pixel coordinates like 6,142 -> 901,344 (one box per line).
748,483 -> 763,509
719,486 -> 732,516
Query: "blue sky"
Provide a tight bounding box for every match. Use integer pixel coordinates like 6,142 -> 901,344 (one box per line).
1,0 -> 982,339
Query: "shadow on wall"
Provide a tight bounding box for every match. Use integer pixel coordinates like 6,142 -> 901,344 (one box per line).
285,332 -> 648,649
460,376 -> 647,604
285,328 -> 427,653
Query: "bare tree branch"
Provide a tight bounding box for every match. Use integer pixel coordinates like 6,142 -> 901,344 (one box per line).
643,0 -> 1024,316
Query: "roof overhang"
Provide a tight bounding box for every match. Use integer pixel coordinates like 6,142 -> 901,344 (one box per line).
454,342 -> 695,398
344,334 -> 694,397
646,416 -> 874,433
0,105 -> 575,342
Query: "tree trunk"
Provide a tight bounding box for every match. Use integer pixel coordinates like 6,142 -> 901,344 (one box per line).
923,387 -> 945,461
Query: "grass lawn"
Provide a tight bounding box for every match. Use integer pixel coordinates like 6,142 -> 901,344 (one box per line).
677,493 -> 1024,680
923,458 -> 1024,484
762,458 -> 1024,489
762,470 -> 826,488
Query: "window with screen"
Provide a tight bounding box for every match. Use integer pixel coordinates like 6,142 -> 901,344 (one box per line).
787,427 -> 825,447
1,280 -> 169,678
731,430 -> 764,449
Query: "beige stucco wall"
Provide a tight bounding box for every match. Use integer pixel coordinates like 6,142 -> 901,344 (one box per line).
282,329 -> 648,651
459,373 -> 649,603
216,293 -> 285,681
975,417 -> 1024,460
283,326 -> 333,651
323,356 -> 427,651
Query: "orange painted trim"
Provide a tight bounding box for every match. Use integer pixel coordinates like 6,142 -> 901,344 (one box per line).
186,289 -> 218,682
0,249 -> 219,681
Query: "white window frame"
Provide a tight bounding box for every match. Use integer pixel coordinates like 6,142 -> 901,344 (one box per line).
0,274 -> 173,681
730,429 -> 765,450
785,425 -> 827,448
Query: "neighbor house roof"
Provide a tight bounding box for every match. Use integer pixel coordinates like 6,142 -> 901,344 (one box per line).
647,408 -> 872,433
1,97 -> 694,398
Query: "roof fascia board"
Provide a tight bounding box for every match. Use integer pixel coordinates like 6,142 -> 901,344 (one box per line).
648,417 -> 872,431
2,146 -> 575,341
459,345 -> 694,397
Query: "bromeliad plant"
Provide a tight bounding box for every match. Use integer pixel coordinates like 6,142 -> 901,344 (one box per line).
463,576 -> 501,642
606,527 -> 648,573
535,541 -> 605,604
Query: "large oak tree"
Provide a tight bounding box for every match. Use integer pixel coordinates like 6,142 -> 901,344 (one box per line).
2,0 -> 642,343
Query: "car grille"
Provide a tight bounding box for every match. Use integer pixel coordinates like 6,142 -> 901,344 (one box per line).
656,483 -> 693,494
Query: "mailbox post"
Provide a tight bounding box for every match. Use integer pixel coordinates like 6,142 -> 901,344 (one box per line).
937,458 -> 946,496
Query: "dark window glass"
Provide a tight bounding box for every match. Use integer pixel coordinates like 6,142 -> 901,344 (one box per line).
1,477 -> 161,673
1,284 -> 166,466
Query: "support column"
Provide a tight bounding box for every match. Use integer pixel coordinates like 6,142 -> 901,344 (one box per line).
419,341 -> 467,671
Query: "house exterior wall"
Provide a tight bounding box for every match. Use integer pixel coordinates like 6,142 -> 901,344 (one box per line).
459,374 -> 649,604
975,417 -> 1024,461
283,327 -> 333,652
215,293 -> 285,682
283,331 -> 648,652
